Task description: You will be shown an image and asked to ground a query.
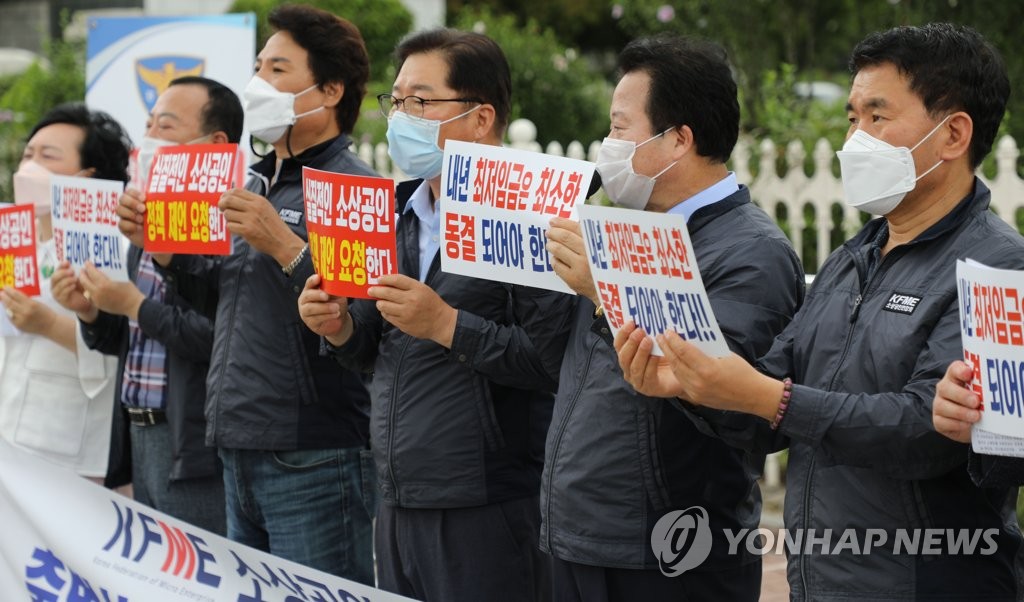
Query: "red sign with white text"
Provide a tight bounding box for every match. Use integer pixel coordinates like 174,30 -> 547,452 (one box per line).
143,143 -> 244,255
302,167 -> 397,298
0,204 -> 40,296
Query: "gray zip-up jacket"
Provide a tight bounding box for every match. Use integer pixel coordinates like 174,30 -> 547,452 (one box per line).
540,187 -> 804,572
688,180 -> 1024,600
163,135 -> 371,451
329,179 -> 575,509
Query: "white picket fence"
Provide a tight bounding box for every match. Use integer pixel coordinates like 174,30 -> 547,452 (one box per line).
355,117 -> 1024,274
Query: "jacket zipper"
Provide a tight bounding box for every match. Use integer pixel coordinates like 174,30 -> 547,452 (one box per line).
799,246 -> 902,597
386,336 -> 414,504
544,336 -> 600,551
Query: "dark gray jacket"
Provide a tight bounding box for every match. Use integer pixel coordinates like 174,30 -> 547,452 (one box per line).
164,135 -> 371,451
540,187 -> 804,571
329,179 -> 575,509
692,180 -> 1024,600
82,245 -> 218,486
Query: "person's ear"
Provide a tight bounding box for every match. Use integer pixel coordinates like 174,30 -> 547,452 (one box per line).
321,81 -> 344,109
939,111 -> 973,163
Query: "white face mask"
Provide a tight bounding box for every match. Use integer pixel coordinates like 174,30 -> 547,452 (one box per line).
595,129 -> 677,210
243,76 -> 324,144
836,115 -> 950,215
135,136 -> 176,189
13,160 -> 54,217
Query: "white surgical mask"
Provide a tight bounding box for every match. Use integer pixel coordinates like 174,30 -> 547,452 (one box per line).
836,115 -> 950,215
13,160 -> 54,216
595,129 -> 677,210
385,106 -> 481,179
243,76 -> 323,144
135,136 -> 176,190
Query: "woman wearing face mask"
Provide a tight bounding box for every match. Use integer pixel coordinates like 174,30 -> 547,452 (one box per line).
0,102 -> 130,482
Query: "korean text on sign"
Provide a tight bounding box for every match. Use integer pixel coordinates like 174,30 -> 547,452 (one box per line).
439,140 -> 596,294
0,204 -> 40,296
957,259 -> 1024,454
302,167 -> 397,298
50,174 -> 128,282
144,143 -> 243,255
577,203 -> 728,358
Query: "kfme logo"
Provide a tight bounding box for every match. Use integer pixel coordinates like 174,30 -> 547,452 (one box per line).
650,506 -> 713,577
102,500 -> 221,587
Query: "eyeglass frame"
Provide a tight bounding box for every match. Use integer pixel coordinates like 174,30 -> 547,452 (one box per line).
377,93 -> 484,119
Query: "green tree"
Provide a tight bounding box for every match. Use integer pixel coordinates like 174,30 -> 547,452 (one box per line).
450,7 -> 610,147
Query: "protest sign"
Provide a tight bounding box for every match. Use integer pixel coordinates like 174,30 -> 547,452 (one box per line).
577,203 -> 728,357
0,204 -> 40,296
144,143 -> 243,255
50,175 -> 128,282
439,140 -> 596,294
957,259 -> 1024,457
0,437 -> 417,602
302,167 -> 397,298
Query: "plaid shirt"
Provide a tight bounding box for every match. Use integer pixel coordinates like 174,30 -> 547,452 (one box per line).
121,253 -> 168,409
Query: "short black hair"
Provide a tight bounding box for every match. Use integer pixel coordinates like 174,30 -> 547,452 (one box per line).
850,23 -> 1009,169
268,4 -> 369,135
618,35 -> 739,164
28,102 -> 131,183
168,76 -> 244,143
396,29 -> 512,135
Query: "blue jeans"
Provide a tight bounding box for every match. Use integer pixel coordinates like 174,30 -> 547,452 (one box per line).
219,447 -> 375,584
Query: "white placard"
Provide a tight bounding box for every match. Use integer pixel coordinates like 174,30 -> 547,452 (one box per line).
50,175 -> 129,282
577,203 -> 728,357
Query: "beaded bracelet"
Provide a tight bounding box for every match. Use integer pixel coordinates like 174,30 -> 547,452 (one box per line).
769,377 -> 793,430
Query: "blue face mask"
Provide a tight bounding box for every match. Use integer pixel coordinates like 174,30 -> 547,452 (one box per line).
385,105 -> 480,179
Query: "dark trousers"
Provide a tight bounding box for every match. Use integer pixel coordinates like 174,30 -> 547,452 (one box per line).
550,555 -> 761,602
376,495 -> 551,602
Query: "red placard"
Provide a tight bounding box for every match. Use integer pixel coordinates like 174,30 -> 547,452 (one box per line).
0,204 -> 40,296
143,143 -> 244,255
302,167 -> 397,299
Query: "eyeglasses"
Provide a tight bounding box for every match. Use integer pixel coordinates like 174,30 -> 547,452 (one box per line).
377,93 -> 482,120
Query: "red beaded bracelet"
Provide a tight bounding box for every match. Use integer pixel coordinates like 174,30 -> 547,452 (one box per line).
770,377 -> 793,430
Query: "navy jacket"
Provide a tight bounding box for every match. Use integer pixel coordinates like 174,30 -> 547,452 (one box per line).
329,179 -> 575,508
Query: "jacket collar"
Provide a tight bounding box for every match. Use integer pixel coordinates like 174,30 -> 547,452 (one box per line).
686,184 -> 752,234
248,134 -> 354,192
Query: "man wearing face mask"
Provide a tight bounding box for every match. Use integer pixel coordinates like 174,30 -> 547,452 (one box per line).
51,77 -> 241,535
117,6 -> 375,581
614,24 -> 1024,599
298,29 -> 573,602
0,103 -> 128,482
538,36 -> 803,601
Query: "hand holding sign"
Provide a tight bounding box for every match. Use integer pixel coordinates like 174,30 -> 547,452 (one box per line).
117,188 -> 147,249
0,288 -> 56,335
298,273 -> 352,345
51,260 -> 98,322
545,217 -> 597,304
369,273 -> 458,348
79,262 -> 146,320
933,360 -> 982,444
219,188 -> 304,265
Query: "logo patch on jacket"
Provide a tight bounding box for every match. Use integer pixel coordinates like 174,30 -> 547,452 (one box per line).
883,292 -> 922,315
279,208 -> 302,225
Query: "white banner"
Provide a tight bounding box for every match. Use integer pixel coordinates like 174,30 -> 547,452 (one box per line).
439,140 -> 596,294
577,203 -> 728,357
50,175 -> 129,282
0,437 -> 418,602
956,258 -> 1024,457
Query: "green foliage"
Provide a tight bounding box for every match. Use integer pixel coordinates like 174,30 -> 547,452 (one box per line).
0,35 -> 86,202
450,7 -> 610,147
228,0 -> 412,86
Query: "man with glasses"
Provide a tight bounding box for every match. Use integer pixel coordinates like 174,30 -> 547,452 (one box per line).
299,28 -> 573,602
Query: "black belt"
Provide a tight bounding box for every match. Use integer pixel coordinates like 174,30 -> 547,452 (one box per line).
126,407 -> 166,426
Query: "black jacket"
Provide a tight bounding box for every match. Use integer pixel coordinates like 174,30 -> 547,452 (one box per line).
164,135 -> 371,450
693,180 -> 1024,600
329,179 -> 575,508
540,186 -> 805,571
82,245 -> 218,486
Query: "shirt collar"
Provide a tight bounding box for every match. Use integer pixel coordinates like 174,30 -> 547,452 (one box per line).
666,172 -> 739,223
403,179 -> 436,222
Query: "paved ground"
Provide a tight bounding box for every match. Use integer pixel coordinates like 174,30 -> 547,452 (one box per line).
759,485 -> 790,601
